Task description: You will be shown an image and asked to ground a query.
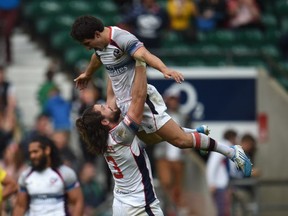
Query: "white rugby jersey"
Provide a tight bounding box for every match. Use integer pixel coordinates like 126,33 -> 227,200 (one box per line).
96,27 -> 170,134
95,26 -> 144,107
18,165 -> 79,216
104,115 -> 157,207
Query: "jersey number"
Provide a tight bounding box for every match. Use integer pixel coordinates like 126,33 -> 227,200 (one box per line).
106,156 -> 124,179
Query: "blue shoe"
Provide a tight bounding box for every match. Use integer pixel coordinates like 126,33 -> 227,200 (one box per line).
231,145 -> 253,177
196,125 -> 210,135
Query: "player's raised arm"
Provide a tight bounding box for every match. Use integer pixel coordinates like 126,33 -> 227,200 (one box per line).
74,53 -> 102,89
132,47 -> 184,83
106,78 -> 117,110
127,60 -> 147,124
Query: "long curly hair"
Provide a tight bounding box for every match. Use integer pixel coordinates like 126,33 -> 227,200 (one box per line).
76,106 -> 109,155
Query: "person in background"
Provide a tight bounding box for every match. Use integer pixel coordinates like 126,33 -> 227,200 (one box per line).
119,0 -> 170,49
226,0 -> 263,30
0,66 -> 16,118
195,0 -> 228,32
36,68 -> 58,112
231,133 -> 260,216
154,88 -> 191,212
206,129 -> 238,216
0,66 -> 17,157
0,143 -> 27,215
52,130 -> 78,170
79,162 -> 106,216
0,167 -> 17,216
0,0 -> 21,64
167,0 -> 198,42
12,135 -> 84,216
20,113 -> 52,160
43,86 -> 71,132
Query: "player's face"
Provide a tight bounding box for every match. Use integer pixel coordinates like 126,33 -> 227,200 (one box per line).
29,142 -> 48,171
82,32 -> 107,51
93,104 -> 121,123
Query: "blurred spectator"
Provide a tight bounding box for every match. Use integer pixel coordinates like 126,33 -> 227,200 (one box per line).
226,0 -> 263,30
0,66 -> 17,123
77,83 -> 105,116
71,60 -> 105,107
36,69 -> 58,112
0,66 -> 17,157
20,113 -> 52,159
0,143 -> 27,215
0,167 -> 17,213
52,130 -> 77,170
240,134 -> 257,165
167,0 -> 198,42
0,143 -> 27,180
0,112 -> 14,159
119,0 -> 170,49
154,88 -> 190,213
0,0 -> 21,64
206,129 -> 238,216
195,0 -> 228,31
79,162 -> 106,216
43,86 -> 72,132
231,133 -> 260,216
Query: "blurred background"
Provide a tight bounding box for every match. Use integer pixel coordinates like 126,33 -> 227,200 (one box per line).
0,0 -> 288,215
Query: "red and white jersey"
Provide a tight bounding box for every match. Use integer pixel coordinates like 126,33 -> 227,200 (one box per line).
18,165 -> 79,216
104,115 -> 157,207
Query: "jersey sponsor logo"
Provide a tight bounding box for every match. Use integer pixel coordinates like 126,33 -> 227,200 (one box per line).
115,188 -> 133,194
113,49 -> 123,59
50,177 -> 58,185
106,65 -> 128,77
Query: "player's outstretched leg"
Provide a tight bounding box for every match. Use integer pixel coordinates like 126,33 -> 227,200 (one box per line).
191,126 -> 252,177
231,145 -> 253,177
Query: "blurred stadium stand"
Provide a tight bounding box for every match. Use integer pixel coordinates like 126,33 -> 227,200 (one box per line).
20,0 -> 288,92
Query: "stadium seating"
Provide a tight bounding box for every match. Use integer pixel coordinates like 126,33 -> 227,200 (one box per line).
21,0 -> 288,90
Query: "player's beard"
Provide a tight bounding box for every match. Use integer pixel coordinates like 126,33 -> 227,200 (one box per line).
110,107 -> 121,123
32,155 -> 48,171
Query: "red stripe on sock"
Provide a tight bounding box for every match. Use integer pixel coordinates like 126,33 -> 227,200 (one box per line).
193,132 -> 201,149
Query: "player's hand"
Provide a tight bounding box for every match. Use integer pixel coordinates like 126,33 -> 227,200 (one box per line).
74,73 -> 91,90
163,69 -> 184,83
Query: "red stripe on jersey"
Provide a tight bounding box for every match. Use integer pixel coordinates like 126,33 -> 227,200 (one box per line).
108,26 -> 112,43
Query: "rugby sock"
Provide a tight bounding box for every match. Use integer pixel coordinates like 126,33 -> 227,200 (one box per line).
191,132 -> 235,158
